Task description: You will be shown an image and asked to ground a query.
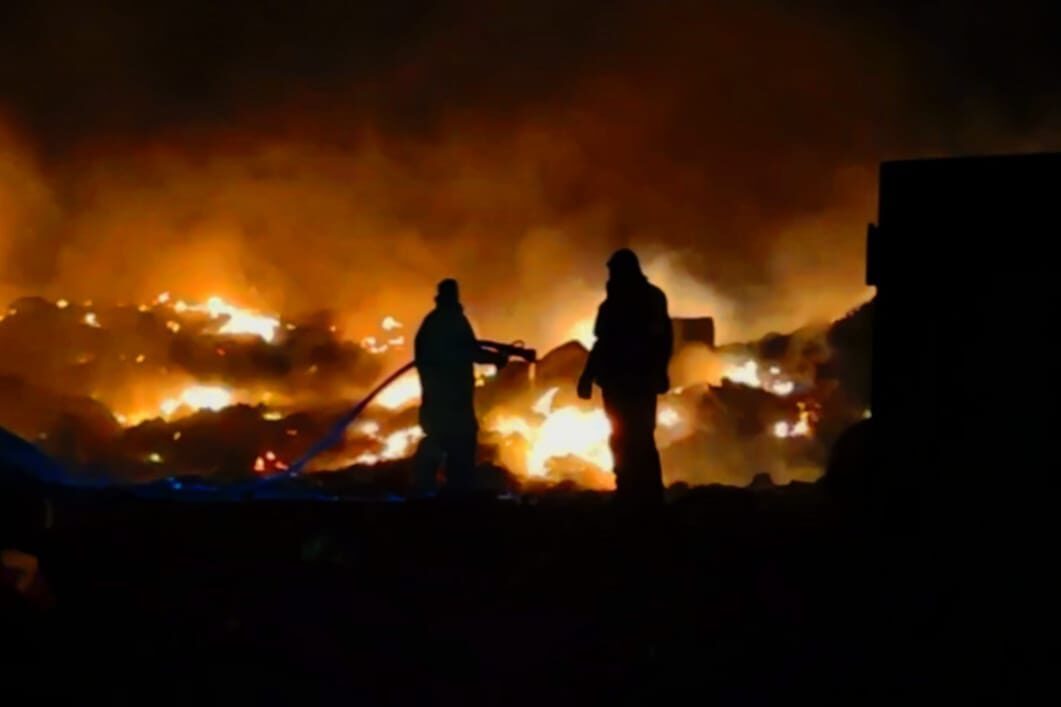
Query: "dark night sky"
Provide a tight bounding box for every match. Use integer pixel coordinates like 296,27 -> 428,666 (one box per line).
2,0 -> 1058,151
1,0 -> 1059,343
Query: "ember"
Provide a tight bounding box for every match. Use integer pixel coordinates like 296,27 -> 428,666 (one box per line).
254,449 -> 289,474
772,403 -> 816,439
722,358 -> 797,396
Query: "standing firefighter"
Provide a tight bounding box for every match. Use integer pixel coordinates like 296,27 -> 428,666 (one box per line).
413,279 -> 505,496
578,249 -> 673,505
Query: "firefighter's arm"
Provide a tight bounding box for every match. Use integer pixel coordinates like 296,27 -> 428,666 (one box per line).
466,319 -> 507,367
473,342 -> 507,367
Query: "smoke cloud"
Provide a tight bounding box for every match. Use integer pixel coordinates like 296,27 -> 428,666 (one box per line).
1,0 -> 1059,350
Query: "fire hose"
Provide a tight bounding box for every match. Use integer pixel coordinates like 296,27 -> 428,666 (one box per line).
282,340 -> 536,477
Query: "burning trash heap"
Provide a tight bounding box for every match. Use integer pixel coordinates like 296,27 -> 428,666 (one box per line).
0,291 -> 871,493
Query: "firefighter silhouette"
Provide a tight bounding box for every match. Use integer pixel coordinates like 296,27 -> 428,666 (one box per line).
578,249 -> 673,504
412,279 -> 505,495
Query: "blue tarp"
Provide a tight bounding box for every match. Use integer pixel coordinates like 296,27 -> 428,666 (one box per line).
0,426 -> 400,502
0,426 -> 72,486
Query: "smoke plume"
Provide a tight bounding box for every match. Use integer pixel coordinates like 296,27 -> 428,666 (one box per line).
5,0 -> 1056,352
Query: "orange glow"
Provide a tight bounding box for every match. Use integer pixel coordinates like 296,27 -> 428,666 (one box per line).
360,336 -> 389,355
254,450 -> 287,474
356,420 -> 381,437
722,358 -> 796,396
374,370 -> 421,410
159,385 -> 233,419
772,403 -> 816,439
188,295 -> 279,342
723,359 -> 761,387
565,316 -> 596,349
381,426 -> 425,459
346,424 -> 424,467
657,404 -> 681,429
489,386 -> 614,480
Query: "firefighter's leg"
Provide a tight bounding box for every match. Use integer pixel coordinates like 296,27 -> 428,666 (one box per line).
604,392 -> 663,506
441,430 -> 478,495
411,435 -> 444,497
603,392 -> 634,501
630,393 -> 664,504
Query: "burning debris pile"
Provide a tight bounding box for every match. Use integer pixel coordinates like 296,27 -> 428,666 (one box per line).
0,291 -> 871,491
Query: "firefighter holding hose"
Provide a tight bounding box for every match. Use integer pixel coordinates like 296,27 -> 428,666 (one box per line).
282,278 -> 534,492
412,279 -> 508,496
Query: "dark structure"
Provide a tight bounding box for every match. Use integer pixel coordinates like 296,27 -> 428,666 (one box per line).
865,154 -> 1055,700
868,153 -> 1057,505
672,316 -> 715,350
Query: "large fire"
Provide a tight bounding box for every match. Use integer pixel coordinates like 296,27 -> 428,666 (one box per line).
490,387 -> 614,481
0,285 -> 870,490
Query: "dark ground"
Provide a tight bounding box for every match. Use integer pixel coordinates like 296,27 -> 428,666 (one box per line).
1,482 -> 1016,705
